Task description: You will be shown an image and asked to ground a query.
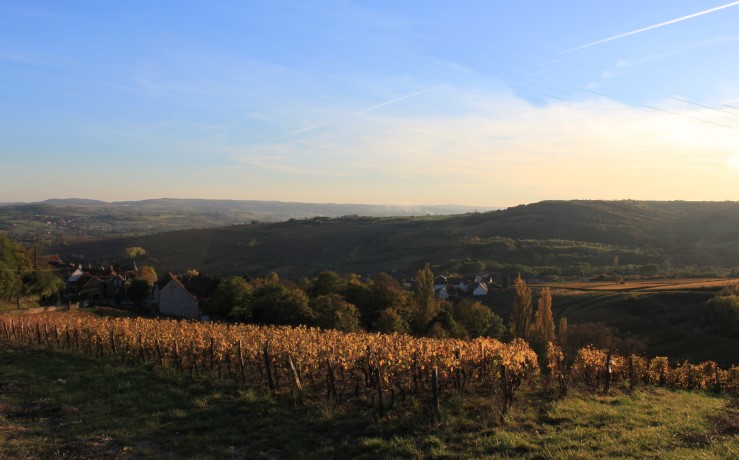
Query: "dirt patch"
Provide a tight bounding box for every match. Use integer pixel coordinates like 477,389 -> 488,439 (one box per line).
710,397 -> 739,436
5,399 -> 79,421
53,434 -> 122,459
713,398 -> 739,435
0,381 -> 22,395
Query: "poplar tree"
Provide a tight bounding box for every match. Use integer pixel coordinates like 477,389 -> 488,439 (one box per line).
558,316 -> 569,348
412,263 -> 438,331
510,274 -> 532,340
532,287 -> 555,344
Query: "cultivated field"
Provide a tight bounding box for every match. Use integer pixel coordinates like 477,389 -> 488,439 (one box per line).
546,278 -> 738,292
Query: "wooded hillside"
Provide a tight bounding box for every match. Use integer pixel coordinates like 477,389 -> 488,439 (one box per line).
50,200 -> 739,278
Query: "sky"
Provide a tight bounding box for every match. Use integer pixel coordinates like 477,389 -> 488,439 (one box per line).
1,1 -> 739,207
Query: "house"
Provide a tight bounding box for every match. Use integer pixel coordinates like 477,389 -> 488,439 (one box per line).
434,275 -> 448,290
66,264 -> 124,305
74,275 -> 108,303
474,273 -> 493,284
68,266 -> 85,283
472,282 -> 489,296
435,287 -> 450,300
452,279 -> 469,293
153,272 -> 199,319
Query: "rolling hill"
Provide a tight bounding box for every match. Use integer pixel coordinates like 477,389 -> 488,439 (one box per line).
41,199 -> 739,367
0,198 -> 496,246
50,200 -> 739,278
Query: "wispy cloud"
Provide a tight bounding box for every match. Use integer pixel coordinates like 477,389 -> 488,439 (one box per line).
215,90 -> 739,205
269,85 -> 446,142
564,1 -> 739,52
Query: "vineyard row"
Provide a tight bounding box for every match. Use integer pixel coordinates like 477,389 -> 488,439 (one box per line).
0,312 -> 736,414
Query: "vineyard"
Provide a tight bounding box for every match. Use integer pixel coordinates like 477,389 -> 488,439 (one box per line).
0,311 -> 737,419
0,311 -> 539,418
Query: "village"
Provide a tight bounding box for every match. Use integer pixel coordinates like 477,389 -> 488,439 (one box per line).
45,256 -> 552,321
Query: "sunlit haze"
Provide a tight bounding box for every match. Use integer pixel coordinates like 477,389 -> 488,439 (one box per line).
2,1 -> 739,207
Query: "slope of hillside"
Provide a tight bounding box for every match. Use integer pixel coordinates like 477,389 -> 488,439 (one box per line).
484,288 -> 739,367
51,200 -> 739,278
2,198 -> 495,245
1,342 -> 737,459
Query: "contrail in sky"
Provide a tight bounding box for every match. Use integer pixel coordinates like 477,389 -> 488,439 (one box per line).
564,0 -> 739,53
277,85 -> 444,141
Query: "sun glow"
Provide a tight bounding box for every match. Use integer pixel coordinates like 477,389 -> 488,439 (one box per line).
727,154 -> 739,170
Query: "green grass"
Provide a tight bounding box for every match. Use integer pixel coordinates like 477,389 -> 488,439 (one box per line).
0,299 -> 44,313
0,345 -> 736,459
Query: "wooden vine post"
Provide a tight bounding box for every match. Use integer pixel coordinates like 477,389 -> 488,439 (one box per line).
431,366 -> 440,424
375,367 -> 384,415
173,339 -> 181,372
326,358 -> 337,403
287,354 -> 303,392
604,352 -> 613,395
263,340 -> 275,394
109,329 -> 118,359
500,364 -> 513,411
235,339 -> 246,385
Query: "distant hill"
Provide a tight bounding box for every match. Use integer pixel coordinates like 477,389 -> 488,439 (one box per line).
0,198 -> 497,245
30,197 -> 493,218
40,198 -> 110,206
50,200 -> 739,278
110,198 -> 495,218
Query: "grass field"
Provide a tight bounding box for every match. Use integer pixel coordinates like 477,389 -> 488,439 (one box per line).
0,299 -> 43,313
483,282 -> 739,367
0,344 -> 736,459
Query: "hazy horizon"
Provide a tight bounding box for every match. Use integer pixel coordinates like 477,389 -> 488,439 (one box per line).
2,2 -> 739,207
1,196 -> 500,208
5,196 -> 739,212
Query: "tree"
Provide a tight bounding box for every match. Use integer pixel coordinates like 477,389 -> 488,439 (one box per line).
510,274 -> 532,340
530,287 -> 555,369
312,271 -> 347,296
205,276 -> 253,320
425,310 -> 466,338
455,299 -> 504,339
128,278 -> 151,305
124,246 -> 147,259
373,308 -> 410,334
311,294 -> 361,332
531,287 -> 555,344
558,317 -> 568,348
370,272 -> 410,324
704,292 -> 739,338
136,265 -> 158,286
412,264 -> 438,332
0,261 -> 22,302
251,283 -> 315,326
22,270 -> 64,300
0,234 -> 30,307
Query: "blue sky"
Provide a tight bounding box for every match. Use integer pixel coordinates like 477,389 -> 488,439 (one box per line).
2,1 -> 739,206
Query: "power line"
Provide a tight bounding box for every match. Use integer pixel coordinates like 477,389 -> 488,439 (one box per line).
643,105 -> 739,131
668,96 -> 739,117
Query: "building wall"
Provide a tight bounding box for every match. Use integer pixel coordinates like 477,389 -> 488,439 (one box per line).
158,282 -> 199,319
